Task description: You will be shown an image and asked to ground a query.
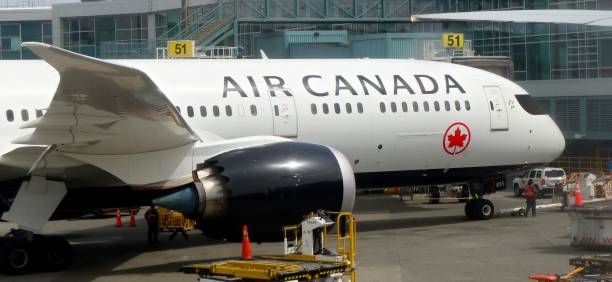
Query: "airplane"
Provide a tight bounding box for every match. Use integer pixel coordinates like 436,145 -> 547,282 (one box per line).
0,42 -> 564,274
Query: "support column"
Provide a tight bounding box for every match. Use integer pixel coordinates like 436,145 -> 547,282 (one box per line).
148,13 -> 156,41
51,15 -> 61,47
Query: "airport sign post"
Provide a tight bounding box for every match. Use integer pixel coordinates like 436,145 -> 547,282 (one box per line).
167,40 -> 195,58
442,33 -> 464,48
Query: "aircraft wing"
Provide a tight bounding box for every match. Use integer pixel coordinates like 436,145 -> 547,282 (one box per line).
14,42 -> 200,155
413,10 -> 612,27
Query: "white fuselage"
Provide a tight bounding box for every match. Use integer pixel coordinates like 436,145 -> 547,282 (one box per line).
0,59 -> 564,186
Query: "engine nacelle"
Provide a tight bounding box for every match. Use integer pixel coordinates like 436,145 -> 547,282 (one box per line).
153,141 -> 356,240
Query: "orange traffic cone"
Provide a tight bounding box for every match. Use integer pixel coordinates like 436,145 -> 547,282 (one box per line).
129,208 -> 137,227
241,225 -> 252,259
575,182 -> 583,206
115,209 -> 123,227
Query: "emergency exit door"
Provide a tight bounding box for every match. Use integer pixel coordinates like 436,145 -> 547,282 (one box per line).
270,94 -> 298,137
483,86 -> 509,131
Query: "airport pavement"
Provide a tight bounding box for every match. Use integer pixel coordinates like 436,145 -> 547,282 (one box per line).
0,191 -> 604,282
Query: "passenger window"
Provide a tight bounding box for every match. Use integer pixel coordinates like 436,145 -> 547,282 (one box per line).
274,105 -> 279,116
346,103 -> 352,114
465,100 -> 471,111
187,106 -> 194,117
176,106 -> 181,113
455,101 -> 461,111
529,171 -> 536,178
401,102 -> 408,112
444,101 -> 451,111
213,105 -> 220,117
311,104 -> 317,115
35,109 -> 43,117
412,102 -> 419,112
334,103 -> 341,114
423,101 -> 430,112
535,171 -> 542,178
379,102 -> 386,113
21,109 -> 29,121
6,110 -> 13,122
434,101 -> 440,111
357,103 -> 364,113
390,102 -> 397,113
323,103 -> 329,114
250,105 -> 257,116
200,106 -> 207,117
489,101 -> 495,111
225,105 -> 232,116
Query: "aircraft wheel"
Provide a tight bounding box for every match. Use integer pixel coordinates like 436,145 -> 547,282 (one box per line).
42,236 -> 72,272
472,199 -> 494,220
0,239 -> 33,275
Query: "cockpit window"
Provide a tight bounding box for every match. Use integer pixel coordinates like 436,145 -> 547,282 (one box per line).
515,95 -> 546,115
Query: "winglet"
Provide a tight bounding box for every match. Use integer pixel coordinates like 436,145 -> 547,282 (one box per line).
22,42 -> 133,74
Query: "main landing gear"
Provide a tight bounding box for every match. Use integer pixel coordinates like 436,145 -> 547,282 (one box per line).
0,229 -> 72,275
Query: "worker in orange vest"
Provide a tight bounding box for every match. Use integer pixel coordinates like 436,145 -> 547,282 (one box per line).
524,180 -> 537,217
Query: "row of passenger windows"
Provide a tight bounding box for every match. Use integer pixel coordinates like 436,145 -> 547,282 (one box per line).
5,109 -> 44,122
5,100 -> 472,122
309,100 -> 471,115
380,100 -> 471,113
310,103 -> 365,115
177,105 -> 258,118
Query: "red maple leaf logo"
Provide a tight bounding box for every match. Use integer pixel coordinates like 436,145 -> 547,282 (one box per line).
447,127 -> 467,149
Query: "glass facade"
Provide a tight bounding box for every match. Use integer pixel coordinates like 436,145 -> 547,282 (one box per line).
414,0 -> 612,81
155,10 -> 181,38
0,21 -> 51,59
62,14 -> 148,57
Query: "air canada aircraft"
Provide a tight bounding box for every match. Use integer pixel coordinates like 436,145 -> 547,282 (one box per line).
0,42 -> 564,274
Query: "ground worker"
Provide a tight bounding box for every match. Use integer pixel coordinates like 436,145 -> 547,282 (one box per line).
145,205 -> 160,244
524,180 -> 537,217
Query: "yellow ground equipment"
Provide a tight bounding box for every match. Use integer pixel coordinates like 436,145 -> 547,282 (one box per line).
156,207 -> 196,233
528,254 -> 612,281
180,211 -> 357,281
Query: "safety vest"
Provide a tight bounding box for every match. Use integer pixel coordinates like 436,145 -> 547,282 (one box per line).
524,184 -> 535,198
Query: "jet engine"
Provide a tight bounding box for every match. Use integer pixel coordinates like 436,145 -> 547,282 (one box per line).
153,141 -> 356,240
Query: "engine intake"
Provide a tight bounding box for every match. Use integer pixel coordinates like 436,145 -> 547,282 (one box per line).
154,141 -> 355,240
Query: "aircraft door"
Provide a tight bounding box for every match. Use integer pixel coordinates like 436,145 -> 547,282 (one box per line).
483,86 -> 509,131
270,92 -> 298,138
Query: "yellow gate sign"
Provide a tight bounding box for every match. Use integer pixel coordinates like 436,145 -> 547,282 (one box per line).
442,33 -> 464,48
167,40 -> 195,58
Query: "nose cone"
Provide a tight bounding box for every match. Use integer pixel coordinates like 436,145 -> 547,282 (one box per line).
548,119 -> 566,160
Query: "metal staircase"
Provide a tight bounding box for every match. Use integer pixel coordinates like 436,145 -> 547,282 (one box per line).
157,2 -> 235,50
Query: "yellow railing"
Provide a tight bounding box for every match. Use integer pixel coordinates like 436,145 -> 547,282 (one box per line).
550,157 -> 611,176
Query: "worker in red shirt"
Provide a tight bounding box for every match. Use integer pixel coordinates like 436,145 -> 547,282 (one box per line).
524,180 -> 537,217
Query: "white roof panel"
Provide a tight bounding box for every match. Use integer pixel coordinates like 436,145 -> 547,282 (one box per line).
413,10 -> 612,26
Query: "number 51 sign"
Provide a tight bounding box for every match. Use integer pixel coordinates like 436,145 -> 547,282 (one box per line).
167,40 -> 195,58
442,33 -> 464,48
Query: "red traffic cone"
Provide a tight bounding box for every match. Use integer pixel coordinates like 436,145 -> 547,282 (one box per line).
241,225 -> 252,259
129,208 -> 137,227
115,209 -> 123,227
574,182 -> 583,206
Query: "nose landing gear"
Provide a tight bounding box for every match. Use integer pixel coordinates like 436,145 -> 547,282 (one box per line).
464,198 -> 495,220
0,229 -> 72,275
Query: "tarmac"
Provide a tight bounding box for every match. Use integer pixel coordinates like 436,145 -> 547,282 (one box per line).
0,190 -> 606,282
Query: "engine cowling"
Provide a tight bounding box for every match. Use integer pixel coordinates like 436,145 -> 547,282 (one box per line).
153,141 -> 356,241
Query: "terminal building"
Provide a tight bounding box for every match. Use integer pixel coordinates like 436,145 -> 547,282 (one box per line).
0,0 -> 610,170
